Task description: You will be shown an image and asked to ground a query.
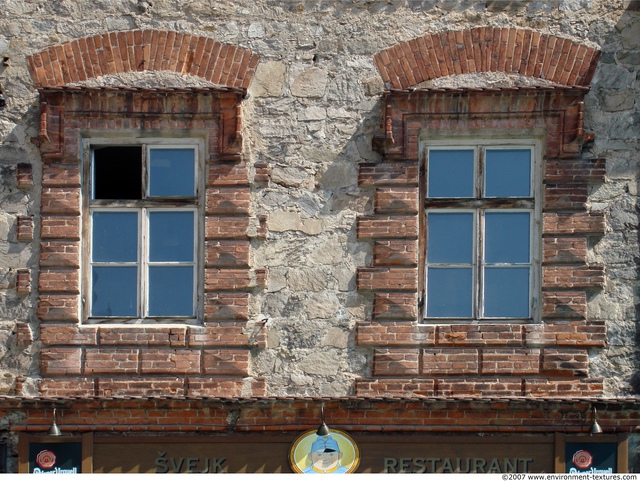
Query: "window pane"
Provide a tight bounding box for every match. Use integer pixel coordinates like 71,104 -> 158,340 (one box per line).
427,212 -> 474,264
91,266 -> 137,316
427,267 -> 473,318
149,148 -> 195,197
427,149 -> 474,198
92,212 -> 138,262
149,211 -> 194,262
485,212 -> 530,264
485,149 -> 531,197
148,266 -> 194,316
484,267 -> 530,318
93,146 -> 142,200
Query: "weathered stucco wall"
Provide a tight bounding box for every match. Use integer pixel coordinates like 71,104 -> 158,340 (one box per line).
0,0 -> 638,398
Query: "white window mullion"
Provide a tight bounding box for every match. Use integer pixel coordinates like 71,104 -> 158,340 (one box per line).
192,206 -> 199,310
476,146 -> 483,199
141,145 -> 148,318
139,207 -> 148,318
529,209 -> 536,317
476,209 -> 484,320
476,148 -> 484,320
142,144 -> 150,198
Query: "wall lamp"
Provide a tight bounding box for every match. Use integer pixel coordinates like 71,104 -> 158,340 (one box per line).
590,406 -> 603,435
48,408 -> 62,436
316,404 -> 330,436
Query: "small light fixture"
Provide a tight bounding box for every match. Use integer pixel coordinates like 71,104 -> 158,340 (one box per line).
590,406 -> 603,435
48,408 -> 62,436
316,404 -> 330,437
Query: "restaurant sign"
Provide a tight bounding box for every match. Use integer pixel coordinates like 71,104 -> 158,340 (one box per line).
20,432 -> 628,474
90,434 -> 556,473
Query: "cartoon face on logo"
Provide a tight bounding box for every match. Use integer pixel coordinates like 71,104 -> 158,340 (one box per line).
572,450 -> 593,470
289,429 -> 360,474
36,450 -> 57,470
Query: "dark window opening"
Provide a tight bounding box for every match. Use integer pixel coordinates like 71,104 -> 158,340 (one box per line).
93,146 -> 142,200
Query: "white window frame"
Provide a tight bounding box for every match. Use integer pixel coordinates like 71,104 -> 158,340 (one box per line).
82,137 -> 205,325
421,139 -> 542,323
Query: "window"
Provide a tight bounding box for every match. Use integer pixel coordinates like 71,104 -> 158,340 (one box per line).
85,141 -> 202,323
424,142 -> 539,321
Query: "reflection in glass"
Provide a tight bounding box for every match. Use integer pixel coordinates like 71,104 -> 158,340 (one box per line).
148,266 -> 194,317
149,148 -> 195,197
485,212 -> 530,264
484,267 -> 530,318
427,149 -> 474,198
485,149 -> 531,197
91,266 -> 137,316
427,267 -> 473,318
427,212 -> 474,263
92,212 -> 138,262
149,211 -> 194,262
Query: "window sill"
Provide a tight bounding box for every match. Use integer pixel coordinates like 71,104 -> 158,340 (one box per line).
83,318 -> 201,326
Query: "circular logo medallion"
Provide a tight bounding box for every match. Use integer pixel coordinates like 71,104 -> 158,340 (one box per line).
289,429 -> 360,474
36,449 -> 57,469
572,450 -> 593,470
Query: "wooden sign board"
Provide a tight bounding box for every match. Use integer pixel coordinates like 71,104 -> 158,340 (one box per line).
92,434 -> 556,473
19,433 -> 627,474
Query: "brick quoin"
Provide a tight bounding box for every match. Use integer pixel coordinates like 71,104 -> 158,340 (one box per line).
206,187 -> 251,215
545,158 -> 606,183
27,30 -> 260,89
16,269 -> 31,294
542,291 -> 587,319
374,187 -> 419,214
543,237 -> 587,264
372,292 -> 418,319
42,163 -> 81,186
206,240 -> 250,268
374,27 -> 600,89
16,163 -> 34,189
359,162 -> 419,185
15,323 -> 33,348
37,294 -> 80,322
40,324 -> 98,346
373,240 -> 418,267
204,292 -> 250,321
16,216 -> 34,242
40,241 -> 80,268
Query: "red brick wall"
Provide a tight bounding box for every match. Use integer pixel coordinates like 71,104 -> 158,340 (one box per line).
374,27 -> 601,89
32,86 -> 268,398
356,85 -> 606,397
9,398 -> 638,435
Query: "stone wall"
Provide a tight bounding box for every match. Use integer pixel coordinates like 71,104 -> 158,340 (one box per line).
0,0 -> 637,398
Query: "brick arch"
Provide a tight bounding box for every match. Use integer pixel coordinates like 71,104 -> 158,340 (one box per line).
27,30 -> 259,89
374,27 -> 600,89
